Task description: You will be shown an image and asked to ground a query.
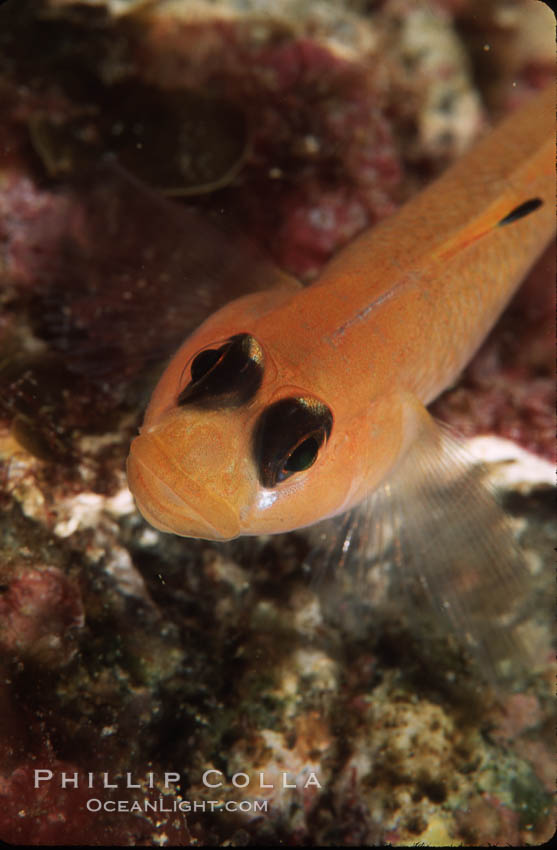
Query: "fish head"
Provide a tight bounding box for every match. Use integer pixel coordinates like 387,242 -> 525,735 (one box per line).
127,315 -> 402,539
126,272 -> 411,540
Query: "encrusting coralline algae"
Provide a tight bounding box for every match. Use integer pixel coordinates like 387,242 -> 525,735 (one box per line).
0,0 -> 554,845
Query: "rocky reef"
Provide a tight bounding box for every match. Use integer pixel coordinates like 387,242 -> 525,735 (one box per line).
0,0 -> 554,845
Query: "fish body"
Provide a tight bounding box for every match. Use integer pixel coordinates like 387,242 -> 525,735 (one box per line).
128,84 -> 555,543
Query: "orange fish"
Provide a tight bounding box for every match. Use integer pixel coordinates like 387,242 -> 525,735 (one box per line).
128,85 -> 555,673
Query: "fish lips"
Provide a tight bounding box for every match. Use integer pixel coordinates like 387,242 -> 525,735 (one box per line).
127,432 -> 241,541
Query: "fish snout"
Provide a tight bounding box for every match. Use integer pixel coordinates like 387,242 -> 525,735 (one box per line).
127,423 -> 243,540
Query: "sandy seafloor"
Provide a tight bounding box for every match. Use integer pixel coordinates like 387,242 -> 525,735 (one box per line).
0,0 -> 555,845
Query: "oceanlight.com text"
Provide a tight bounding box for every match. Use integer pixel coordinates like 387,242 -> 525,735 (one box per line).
86,797 -> 269,814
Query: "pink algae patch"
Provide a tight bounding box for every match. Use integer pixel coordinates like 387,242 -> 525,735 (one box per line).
0,566 -> 84,666
490,693 -> 543,742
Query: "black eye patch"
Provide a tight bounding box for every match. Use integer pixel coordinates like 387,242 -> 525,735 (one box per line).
178,334 -> 264,408
253,397 -> 333,488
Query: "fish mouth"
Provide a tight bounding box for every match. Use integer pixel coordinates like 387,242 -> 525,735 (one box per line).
127,434 -> 241,541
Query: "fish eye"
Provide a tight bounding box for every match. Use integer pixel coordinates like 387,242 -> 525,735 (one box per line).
284,436 -> 320,474
178,334 -> 264,408
254,397 -> 333,488
190,347 -> 225,383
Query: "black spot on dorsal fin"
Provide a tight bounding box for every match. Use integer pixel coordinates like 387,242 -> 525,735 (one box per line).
498,198 -> 543,227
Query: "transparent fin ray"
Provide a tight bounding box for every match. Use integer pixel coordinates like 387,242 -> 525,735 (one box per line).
305,405 -> 538,685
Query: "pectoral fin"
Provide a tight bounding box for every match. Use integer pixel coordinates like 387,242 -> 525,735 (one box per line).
307,395 -> 539,686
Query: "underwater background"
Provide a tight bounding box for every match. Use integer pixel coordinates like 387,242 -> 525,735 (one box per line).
0,0 -> 554,844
